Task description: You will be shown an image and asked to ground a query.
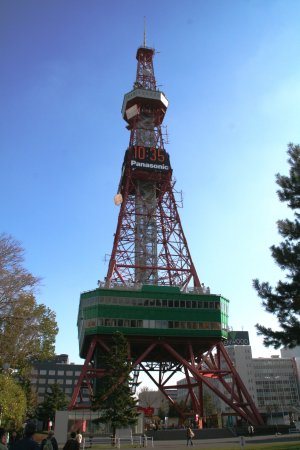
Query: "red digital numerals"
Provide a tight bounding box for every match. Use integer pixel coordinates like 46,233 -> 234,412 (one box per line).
133,146 -> 165,163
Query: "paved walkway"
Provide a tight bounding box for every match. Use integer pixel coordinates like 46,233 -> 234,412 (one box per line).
144,433 -> 300,449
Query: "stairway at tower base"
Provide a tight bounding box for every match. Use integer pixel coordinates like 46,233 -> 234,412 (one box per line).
78,283 -> 229,359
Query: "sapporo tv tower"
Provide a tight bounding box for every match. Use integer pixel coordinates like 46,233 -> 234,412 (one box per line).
70,36 -> 263,426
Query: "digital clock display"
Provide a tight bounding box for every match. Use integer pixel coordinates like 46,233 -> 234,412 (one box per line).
130,146 -> 170,172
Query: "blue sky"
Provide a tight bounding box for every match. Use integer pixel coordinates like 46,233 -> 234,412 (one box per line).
1,0 -> 300,369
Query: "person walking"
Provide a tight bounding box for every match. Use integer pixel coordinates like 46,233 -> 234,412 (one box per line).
248,425 -> 254,437
63,433 -> 79,450
11,423 -> 40,450
41,431 -> 58,450
8,432 -> 18,450
0,428 -> 8,450
75,431 -> 82,447
186,427 -> 194,446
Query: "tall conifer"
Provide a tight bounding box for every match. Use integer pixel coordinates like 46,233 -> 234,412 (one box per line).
254,143 -> 300,348
92,332 -> 138,437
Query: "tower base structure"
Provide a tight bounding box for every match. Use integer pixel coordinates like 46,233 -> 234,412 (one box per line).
70,284 -> 263,426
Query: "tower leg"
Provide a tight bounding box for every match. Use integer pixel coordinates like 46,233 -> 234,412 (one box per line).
70,337 -> 263,426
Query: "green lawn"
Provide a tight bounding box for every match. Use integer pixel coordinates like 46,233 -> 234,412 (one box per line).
90,443 -> 300,450
194,444 -> 300,450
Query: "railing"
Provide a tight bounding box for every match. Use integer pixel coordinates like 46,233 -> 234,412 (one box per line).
83,281 -> 215,295
83,435 -> 154,448
83,436 -> 120,448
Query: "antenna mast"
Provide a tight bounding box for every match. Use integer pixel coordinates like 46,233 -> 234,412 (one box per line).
143,17 -> 147,47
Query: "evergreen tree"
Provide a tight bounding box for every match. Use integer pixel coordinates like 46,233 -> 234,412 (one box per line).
36,383 -> 68,429
92,332 -> 139,437
253,143 -> 300,348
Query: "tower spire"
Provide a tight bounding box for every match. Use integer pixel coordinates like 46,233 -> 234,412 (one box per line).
143,16 -> 146,47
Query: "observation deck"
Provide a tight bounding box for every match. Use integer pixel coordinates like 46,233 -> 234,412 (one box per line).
121,88 -> 168,125
77,284 -> 229,361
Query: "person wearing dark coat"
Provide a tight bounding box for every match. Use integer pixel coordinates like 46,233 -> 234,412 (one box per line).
0,428 -> 8,450
40,431 -> 58,450
11,423 -> 40,450
63,433 -> 79,450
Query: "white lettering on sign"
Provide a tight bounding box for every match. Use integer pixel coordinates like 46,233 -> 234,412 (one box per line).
225,339 -> 249,346
131,160 -> 170,171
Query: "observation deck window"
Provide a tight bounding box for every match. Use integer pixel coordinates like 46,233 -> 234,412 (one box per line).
85,317 -> 223,331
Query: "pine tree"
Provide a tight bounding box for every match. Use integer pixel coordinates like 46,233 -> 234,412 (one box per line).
253,143 -> 300,348
36,383 -> 68,429
92,332 -> 139,437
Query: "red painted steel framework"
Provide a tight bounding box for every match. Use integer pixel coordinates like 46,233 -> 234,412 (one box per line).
70,42 -> 264,426
106,45 -> 200,289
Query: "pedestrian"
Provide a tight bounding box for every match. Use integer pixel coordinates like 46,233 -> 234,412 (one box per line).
63,432 -> 79,450
8,432 -> 18,450
11,422 -> 40,450
41,431 -> 58,450
75,431 -> 82,447
248,425 -> 254,437
186,427 -> 194,446
0,428 -> 8,450
48,431 -> 57,450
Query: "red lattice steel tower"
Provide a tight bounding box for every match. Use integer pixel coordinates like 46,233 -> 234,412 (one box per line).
106,45 -> 200,290
69,41 -> 264,428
